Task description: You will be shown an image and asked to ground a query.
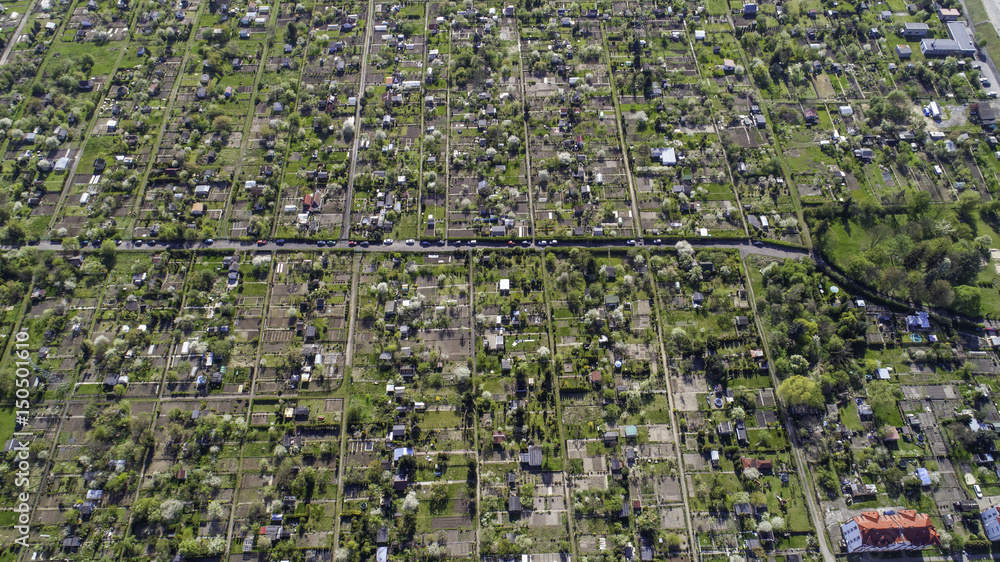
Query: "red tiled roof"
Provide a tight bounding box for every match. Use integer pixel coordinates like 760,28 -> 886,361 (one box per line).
740,457 -> 773,471
853,510 -> 940,549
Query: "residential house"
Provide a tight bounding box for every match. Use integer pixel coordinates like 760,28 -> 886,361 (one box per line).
718,421 -> 733,436
981,506 -> 1000,541
508,496 -> 521,513
906,311 -> 930,331
740,456 -> 773,474
520,445 -> 543,467
901,22 -> 929,38
841,510 -> 940,553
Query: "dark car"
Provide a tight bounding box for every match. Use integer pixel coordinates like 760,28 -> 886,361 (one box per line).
275,239 -> 285,245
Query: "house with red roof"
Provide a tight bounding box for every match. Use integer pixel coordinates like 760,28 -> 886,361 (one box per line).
740,456 -> 773,474
841,510 -> 940,553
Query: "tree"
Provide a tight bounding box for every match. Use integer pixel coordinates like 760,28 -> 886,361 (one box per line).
132,497 -> 159,523
907,191 -> 932,218
160,498 -> 184,523
186,269 -> 215,292
99,239 -> 117,263
429,484 -> 449,513
401,491 -> 419,513
953,285 -> 982,316
928,279 -> 954,307
676,240 -> 695,264
867,380 -> 902,422
207,500 -> 227,520
212,115 -> 233,133
603,494 -> 623,514
257,536 -> 272,552
947,531 -> 965,553
956,190 -> 981,221
777,375 -> 823,409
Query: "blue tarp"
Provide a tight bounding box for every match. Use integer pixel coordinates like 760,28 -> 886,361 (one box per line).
916,467 -> 931,486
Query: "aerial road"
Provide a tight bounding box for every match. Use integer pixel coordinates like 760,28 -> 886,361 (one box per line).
7,237 -> 810,260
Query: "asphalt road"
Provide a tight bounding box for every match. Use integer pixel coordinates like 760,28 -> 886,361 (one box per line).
11,237 -> 811,259
962,0 -> 1000,96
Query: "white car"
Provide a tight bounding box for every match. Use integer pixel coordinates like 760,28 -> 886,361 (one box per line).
405,239 -> 415,245
975,484 -> 983,499
468,239 -> 477,246
384,238 -> 394,245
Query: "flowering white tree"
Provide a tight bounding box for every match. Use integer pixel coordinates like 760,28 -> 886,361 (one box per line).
402,491 -> 419,512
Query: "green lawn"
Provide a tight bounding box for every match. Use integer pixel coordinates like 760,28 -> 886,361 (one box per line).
840,401 -> 864,431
